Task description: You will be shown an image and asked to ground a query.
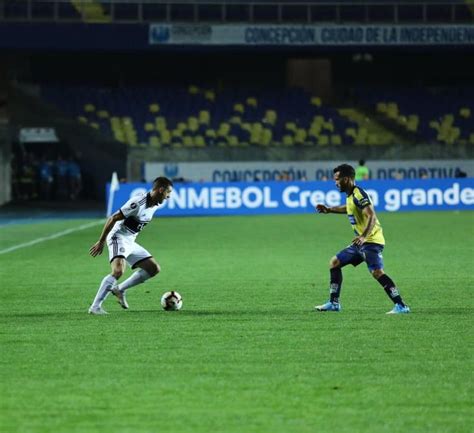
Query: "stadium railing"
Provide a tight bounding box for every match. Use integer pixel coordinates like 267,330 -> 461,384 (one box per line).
1,0 -> 472,24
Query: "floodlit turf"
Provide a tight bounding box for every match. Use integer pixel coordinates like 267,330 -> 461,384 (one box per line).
0,211 -> 473,433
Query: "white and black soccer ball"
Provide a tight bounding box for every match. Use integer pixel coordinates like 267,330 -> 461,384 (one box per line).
160,291 -> 183,311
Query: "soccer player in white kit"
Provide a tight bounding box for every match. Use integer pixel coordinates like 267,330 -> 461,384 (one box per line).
88,177 -> 173,315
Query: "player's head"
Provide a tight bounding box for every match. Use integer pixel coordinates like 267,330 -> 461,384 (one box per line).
150,177 -> 173,205
333,164 -> 355,193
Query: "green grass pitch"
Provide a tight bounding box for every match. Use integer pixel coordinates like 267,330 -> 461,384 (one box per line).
0,211 -> 473,433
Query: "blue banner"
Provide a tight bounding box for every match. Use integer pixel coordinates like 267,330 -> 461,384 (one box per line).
107,179 -> 474,216
149,24 -> 474,46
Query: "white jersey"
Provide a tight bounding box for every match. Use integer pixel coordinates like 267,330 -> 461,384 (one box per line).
108,192 -> 158,241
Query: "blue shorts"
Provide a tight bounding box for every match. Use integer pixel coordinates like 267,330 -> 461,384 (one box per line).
336,243 -> 384,272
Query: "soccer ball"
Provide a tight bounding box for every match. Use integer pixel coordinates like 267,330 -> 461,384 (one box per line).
160,291 -> 183,311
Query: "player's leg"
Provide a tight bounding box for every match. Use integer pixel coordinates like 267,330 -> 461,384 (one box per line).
315,245 -> 363,311
363,244 -> 410,314
329,257 -> 343,304
315,257 -> 343,311
118,257 -> 160,292
88,257 -> 126,314
111,244 -> 160,309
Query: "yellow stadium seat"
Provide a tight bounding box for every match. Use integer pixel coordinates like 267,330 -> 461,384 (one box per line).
188,85 -> 199,94
460,107 -> 471,118
204,90 -> 215,101
90,122 -> 99,129
317,135 -> 329,146
160,130 -> 171,145
285,121 -> 297,132
294,128 -> 307,145
188,116 -> 199,132
205,129 -> 216,139
331,134 -> 342,145
386,102 -> 399,119
443,114 -> 454,124
397,115 -> 407,125
193,136 -> 206,147
282,135 -> 294,146
198,110 -> 210,125
310,96 -> 322,107
376,102 -> 387,113
171,129 -> 182,138
229,116 -> 242,124
368,134 -> 380,145
144,122 -> 155,132
309,124 -> 322,137
313,115 -> 324,125
323,120 -> 334,132
149,136 -> 160,148
233,103 -> 245,114
406,115 -> 419,132
149,104 -> 160,113
264,110 -> 277,126
246,97 -> 257,107
183,136 -> 194,147
241,122 -> 252,132
155,117 -> 167,131
345,127 -> 357,138
84,103 -> 95,112
260,128 -> 272,146
217,123 -> 230,137
77,116 -> 88,124
228,135 -> 239,146
97,110 -> 109,119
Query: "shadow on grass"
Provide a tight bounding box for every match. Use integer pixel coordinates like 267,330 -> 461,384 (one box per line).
125,309 -> 306,316
4,307 -> 469,320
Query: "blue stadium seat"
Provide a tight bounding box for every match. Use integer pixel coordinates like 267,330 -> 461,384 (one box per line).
310,5 -> 337,22
32,1 -> 55,19
142,3 -> 167,21
281,5 -> 309,23
198,5 -> 222,22
225,5 -> 250,22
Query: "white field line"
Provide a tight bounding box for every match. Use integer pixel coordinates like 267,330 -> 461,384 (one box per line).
0,220 -> 104,255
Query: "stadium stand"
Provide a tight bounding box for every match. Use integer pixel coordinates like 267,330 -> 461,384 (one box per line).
355,87 -> 474,145
42,84 -> 405,148
1,1 -> 472,24
3,0 -> 80,20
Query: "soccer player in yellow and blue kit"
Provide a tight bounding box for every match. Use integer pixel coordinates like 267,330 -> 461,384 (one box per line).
315,164 -> 410,314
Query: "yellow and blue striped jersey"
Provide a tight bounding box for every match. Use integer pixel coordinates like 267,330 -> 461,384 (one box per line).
346,186 -> 385,245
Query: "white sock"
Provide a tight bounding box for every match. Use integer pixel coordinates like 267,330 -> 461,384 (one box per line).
91,275 -> 117,308
118,269 -> 151,292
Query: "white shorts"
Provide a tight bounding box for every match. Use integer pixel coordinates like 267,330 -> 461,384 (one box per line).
107,234 -> 152,268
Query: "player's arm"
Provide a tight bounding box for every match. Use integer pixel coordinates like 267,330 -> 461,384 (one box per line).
352,205 -> 377,246
89,211 -> 125,257
315,204 -> 347,214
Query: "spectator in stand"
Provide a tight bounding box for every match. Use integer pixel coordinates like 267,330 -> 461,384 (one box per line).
38,157 -> 54,200
355,159 -> 370,181
278,171 -> 291,181
55,155 -> 69,200
18,152 -> 37,200
67,156 -> 82,199
11,154 -> 20,200
454,168 -> 467,178
420,169 -> 430,179
394,170 -> 404,180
